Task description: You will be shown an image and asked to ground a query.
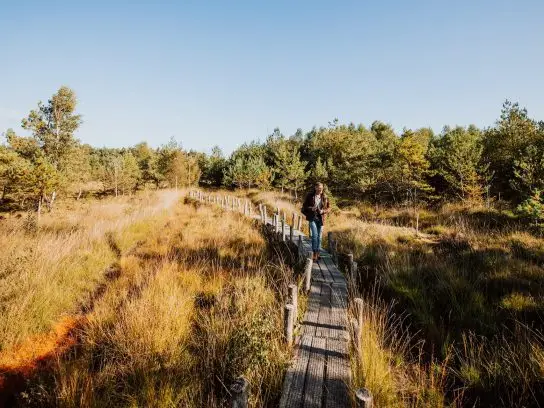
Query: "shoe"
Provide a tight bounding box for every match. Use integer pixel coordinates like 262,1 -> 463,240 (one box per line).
312,252 -> 318,261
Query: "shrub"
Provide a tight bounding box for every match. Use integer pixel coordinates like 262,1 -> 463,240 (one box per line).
517,190 -> 544,225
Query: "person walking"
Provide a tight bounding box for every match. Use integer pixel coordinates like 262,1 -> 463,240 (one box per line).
302,182 -> 330,261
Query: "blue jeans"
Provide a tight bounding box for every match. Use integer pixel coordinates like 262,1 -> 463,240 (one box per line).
309,219 -> 323,252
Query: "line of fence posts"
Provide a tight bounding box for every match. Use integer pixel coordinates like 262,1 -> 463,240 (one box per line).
192,190 -> 352,407
346,247 -> 373,408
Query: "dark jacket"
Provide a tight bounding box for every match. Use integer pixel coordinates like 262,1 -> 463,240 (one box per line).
302,191 -> 330,224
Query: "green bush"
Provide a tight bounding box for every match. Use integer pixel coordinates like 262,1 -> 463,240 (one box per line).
517,190 -> 544,225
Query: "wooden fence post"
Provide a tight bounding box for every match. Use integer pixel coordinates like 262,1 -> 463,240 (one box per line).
333,240 -> 339,265
351,317 -> 361,354
347,253 -> 354,275
354,297 -> 364,340
297,215 -> 302,233
297,235 -> 303,262
352,259 -> 358,277
263,207 -> 267,224
288,284 -> 298,317
281,218 -> 286,241
355,388 -> 373,408
230,377 -> 250,408
304,254 -> 313,292
284,304 -> 294,346
290,213 -> 295,242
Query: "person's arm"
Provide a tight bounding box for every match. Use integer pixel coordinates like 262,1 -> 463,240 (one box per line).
321,195 -> 331,214
303,194 -> 314,213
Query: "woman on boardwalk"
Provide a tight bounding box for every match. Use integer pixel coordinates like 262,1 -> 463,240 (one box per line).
302,182 -> 330,261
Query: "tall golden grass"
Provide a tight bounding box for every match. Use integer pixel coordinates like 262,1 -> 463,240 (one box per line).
250,190 -> 544,407
0,190 -> 182,361
12,194 -> 293,407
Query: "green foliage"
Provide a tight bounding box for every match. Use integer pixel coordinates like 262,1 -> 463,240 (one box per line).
132,142 -> 160,188
269,134 -> 307,196
2,89 -> 544,214
21,86 -> 82,172
224,143 -> 272,189
430,125 -> 487,202
483,100 -> 544,203
199,146 -> 227,187
516,189 -> 544,225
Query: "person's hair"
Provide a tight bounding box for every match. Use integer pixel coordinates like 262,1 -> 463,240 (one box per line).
313,182 -> 325,195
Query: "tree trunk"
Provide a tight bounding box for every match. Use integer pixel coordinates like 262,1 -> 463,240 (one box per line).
47,191 -> 56,212
37,196 -> 42,221
77,188 -> 83,200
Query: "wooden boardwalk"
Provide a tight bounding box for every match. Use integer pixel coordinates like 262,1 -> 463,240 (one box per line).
188,192 -> 351,407
277,225 -> 351,408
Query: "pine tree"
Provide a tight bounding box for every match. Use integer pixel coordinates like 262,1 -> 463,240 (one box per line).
430,125 -> 487,202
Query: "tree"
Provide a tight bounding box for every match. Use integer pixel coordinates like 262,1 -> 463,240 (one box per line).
307,123 -> 378,196
118,152 -> 141,194
483,101 -> 544,203
164,150 -> 200,189
517,189 -> 544,226
0,145 -> 33,203
29,156 -> 59,216
200,146 -> 227,187
430,125 -> 487,202
22,86 -> 82,170
21,86 -> 82,209
224,142 -> 271,189
270,136 -> 307,196
391,128 -> 433,203
132,142 -> 160,188
309,157 -> 329,187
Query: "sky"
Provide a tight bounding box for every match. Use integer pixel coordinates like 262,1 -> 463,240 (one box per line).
1,0 -> 543,154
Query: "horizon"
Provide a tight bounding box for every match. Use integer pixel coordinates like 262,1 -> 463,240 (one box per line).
2,0 -> 543,155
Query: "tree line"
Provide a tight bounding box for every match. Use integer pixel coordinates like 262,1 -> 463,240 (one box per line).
2,87 -> 543,222
0,87 -> 200,215
198,102 -> 544,222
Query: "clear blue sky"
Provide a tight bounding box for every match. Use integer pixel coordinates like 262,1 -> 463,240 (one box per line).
1,0 -> 542,154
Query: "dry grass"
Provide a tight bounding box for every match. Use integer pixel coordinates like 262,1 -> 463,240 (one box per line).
0,190 -> 182,362
350,288 -> 451,408
254,190 -> 544,407
12,195 -> 292,407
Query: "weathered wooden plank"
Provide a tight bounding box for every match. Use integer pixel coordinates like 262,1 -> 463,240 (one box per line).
324,338 -> 350,408
282,335 -> 314,408
320,260 -> 336,283
315,285 -> 332,338
303,283 -> 322,337
303,336 -> 327,408
278,336 -> 303,405
329,286 -> 349,340
235,204 -> 351,407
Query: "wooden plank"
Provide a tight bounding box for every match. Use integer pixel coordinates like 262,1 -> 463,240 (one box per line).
324,338 -> 350,408
237,202 -> 351,408
329,286 -> 348,340
281,335 -> 313,408
319,260 -> 335,283
315,285 -> 332,338
303,336 -> 327,408
278,336 -> 302,405
303,283 -> 322,337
